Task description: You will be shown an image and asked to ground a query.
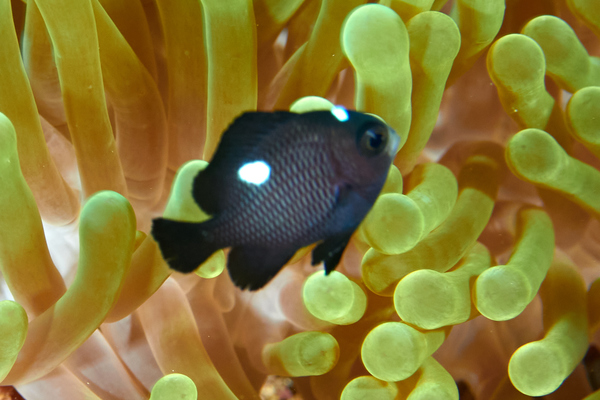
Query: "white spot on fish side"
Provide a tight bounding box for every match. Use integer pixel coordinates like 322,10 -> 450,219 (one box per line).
238,160 -> 271,185
331,106 -> 349,122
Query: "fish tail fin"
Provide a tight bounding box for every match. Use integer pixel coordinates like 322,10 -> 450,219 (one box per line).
151,217 -> 218,273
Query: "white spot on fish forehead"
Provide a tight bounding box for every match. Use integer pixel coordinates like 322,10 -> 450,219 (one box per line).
331,105 -> 349,122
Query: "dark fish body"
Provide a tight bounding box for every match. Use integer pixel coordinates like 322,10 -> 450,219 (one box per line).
152,109 -> 399,290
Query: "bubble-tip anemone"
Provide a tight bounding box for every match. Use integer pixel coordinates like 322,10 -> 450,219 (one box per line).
1,0 -> 600,399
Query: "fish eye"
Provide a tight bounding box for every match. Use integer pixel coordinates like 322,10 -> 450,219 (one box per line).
359,124 -> 388,156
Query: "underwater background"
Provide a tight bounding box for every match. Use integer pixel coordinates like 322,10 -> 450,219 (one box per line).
1,0 -> 600,399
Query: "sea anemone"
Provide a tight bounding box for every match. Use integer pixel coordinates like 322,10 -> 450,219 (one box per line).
1,0 -> 600,399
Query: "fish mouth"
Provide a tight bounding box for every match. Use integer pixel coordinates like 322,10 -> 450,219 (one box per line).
387,128 -> 400,156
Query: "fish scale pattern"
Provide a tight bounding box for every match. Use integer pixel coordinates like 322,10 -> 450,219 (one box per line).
212,130 -> 338,247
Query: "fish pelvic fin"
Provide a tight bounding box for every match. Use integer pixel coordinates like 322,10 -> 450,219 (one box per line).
311,230 -> 355,274
151,217 -> 218,273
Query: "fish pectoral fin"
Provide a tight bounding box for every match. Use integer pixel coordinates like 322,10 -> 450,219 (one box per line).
227,245 -> 296,291
151,217 -> 218,273
311,231 -> 355,274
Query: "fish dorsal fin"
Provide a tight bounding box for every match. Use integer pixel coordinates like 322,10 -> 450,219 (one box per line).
192,111 -> 296,215
227,245 -> 297,290
217,111 -> 296,153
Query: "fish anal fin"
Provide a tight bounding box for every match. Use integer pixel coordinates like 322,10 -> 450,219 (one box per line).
311,231 -> 354,274
227,245 -> 297,290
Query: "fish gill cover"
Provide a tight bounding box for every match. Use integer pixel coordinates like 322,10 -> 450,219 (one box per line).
0,0 -> 599,400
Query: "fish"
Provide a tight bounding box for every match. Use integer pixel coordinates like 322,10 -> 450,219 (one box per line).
151,107 -> 400,290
